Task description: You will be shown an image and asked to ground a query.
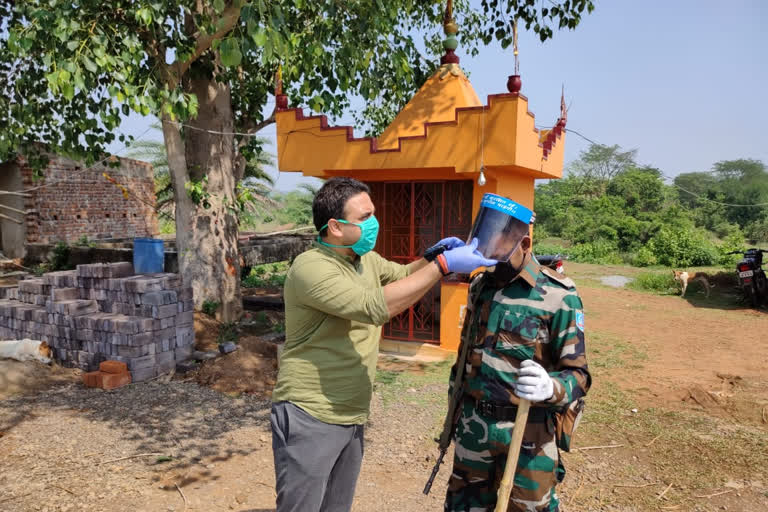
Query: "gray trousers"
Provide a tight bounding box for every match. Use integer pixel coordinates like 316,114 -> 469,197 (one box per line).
271,401 -> 364,512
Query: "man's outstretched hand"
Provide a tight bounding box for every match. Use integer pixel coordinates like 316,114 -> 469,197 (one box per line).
442,238 -> 498,274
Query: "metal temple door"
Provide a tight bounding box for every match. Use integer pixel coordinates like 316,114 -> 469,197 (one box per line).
367,180 -> 473,344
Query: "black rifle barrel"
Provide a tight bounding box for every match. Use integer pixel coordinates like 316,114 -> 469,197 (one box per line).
423,448 -> 446,495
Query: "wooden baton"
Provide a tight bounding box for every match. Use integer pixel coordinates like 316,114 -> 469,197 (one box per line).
494,398 -> 531,512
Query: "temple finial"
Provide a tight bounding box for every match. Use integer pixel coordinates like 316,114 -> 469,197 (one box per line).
560,84 -> 567,124
506,19 -> 522,94
441,0 -> 459,65
275,64 -> 288,110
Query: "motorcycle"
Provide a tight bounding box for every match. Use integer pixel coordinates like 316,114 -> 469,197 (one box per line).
536,253 -> 566,274
726,248 -> 768,308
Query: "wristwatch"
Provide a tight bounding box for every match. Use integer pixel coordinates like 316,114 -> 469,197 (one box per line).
423,243 -> 447,262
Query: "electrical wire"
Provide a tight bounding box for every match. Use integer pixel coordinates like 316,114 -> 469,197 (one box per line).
17,125 -> 157,194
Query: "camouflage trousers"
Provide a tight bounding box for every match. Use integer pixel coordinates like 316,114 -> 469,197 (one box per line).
444,400 -> 561,512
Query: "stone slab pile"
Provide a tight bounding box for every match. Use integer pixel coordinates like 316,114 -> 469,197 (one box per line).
0,262 -> 195,381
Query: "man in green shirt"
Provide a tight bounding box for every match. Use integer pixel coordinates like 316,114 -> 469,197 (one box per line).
271,177 -> 497,512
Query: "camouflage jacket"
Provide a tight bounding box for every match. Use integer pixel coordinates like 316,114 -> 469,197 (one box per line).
452,255 -> 591,409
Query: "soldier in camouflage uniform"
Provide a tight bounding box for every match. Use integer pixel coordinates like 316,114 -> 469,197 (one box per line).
444,233 -> 591,512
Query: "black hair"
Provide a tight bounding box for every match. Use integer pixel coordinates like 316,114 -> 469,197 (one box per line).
312,177 -> 371,236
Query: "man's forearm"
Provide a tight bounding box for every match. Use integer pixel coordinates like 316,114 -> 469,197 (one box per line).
383,261 -> 442,318
407,258 -> 430,273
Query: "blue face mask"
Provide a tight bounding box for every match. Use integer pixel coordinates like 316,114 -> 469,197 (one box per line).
318,215 -> 380,256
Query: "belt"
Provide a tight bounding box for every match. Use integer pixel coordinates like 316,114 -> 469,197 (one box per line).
467,395 -> 548,422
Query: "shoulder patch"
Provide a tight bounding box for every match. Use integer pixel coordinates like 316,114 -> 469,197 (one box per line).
575,310 -> 585,332
541,266 -> 577,289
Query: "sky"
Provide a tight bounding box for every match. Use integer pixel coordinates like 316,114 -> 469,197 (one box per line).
111,0 -> 768,191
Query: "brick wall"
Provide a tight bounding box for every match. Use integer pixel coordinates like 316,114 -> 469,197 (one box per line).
19,154 -> 158,244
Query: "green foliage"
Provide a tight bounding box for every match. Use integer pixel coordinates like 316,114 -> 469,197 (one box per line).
185,176 -> 212,209
647,228 -> 716,267
201,299 -> 220,317
716,230 -> 746,266
532,240 -> 569,257
73,235 -> 95,248
627,271 -> 677,295
631,246 -> 658,267
158,218 -> 176,234
218,322 -> 240,344
567,240 -> 623,264
242,261 -> 289,288
50,242 -> 71,271
31,264 -> 51,277
535,143 -> 768,268
674,160 -> 768,242
1,0 -> 594,166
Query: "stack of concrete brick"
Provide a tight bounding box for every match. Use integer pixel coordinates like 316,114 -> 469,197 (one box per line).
0,262 -> 195,381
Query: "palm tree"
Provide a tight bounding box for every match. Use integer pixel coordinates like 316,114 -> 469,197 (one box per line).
125,123 -> 277,218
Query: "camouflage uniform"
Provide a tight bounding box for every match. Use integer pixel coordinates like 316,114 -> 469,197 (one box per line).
445,256 -> 591,512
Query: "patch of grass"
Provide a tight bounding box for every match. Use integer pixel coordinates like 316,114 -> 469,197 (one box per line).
374,358 -> 452,408
588,332 -> 648,373
627,270 -> 677,294
217,322 -> 239,344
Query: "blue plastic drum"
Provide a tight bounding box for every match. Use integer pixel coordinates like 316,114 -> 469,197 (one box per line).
467,194 -> 534,261
133,238 -> 165,274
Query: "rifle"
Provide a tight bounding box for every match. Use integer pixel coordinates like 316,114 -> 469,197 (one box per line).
423,282 -> 480,495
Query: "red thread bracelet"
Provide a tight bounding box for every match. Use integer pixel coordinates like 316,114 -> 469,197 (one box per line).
436,254 -> 450,275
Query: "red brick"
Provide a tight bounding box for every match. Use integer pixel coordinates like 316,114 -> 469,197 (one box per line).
83,371 -> 101,388
98,371 -> 131,390
99,360 -> 128,374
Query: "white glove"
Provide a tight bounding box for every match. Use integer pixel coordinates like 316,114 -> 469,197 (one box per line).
515,360 -> 554,402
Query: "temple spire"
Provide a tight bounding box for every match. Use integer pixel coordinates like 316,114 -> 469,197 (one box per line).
275,63 -> 288,110
506,19 -> 522,94
441,0 -> 459,65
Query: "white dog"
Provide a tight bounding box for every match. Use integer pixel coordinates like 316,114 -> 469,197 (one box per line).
0,339 -> 53,364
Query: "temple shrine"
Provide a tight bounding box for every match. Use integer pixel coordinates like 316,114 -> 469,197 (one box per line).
275,1 -> 567,352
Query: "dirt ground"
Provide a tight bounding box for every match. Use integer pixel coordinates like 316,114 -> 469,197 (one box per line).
1,263 -> 767,511
0,361 -> 79,401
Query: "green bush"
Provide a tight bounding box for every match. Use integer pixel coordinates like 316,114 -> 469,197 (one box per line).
716,230 -> 745,266
532,241 -> 569,257
50,242 -> 71,271
632,246 -> 658,267
568,240 -> 623,264
647,228 -> 716,267
628,271 -> 677,294
201,300 -> 220,317
242,261 -> 289,288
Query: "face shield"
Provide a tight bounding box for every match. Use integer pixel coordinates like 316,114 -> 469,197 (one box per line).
467,194 -> 534,261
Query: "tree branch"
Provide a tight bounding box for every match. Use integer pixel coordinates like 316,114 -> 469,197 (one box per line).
173,3 -> 243,82
233,107 -> 277,180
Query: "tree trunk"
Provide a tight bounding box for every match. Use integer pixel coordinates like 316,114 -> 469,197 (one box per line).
161,77 -> 243,323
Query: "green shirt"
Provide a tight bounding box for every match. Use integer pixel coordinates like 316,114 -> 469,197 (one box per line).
272,242 -> 410,425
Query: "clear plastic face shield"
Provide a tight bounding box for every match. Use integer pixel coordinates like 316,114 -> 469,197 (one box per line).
467,194 -> 534,262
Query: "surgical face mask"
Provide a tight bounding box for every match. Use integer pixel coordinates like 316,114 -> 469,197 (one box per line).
493,240 -> 528,283
318,215 -> 380,256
